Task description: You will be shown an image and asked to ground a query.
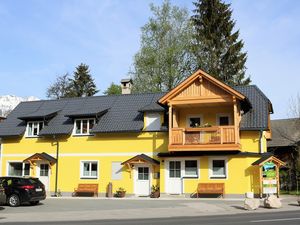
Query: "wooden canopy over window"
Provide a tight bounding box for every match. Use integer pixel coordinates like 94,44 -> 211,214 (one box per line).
23,152 -> 57,166
121,154 -> 160,168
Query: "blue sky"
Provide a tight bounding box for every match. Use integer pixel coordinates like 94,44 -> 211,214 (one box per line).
0,0 -> 299,119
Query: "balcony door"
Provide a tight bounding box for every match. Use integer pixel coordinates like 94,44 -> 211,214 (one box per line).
165,160 -> 182,194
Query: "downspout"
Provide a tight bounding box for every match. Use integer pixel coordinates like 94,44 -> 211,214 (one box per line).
259,130 -> 263,154
53,135 -> 59,197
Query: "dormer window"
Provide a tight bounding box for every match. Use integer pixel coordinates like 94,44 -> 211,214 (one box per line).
26,121 -> 44,137
74,119 -> 95,135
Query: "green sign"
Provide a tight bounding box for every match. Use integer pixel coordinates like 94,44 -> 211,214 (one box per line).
263,162 -> 276,178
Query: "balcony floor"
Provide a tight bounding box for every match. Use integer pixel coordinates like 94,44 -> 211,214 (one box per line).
168,143 -> 241,151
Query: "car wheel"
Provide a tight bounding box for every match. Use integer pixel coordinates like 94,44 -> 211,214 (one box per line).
29,201 -> 39,205
8,194 -> 20,207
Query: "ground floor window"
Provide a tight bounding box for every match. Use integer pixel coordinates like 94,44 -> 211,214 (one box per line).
184,160 -> 198,177
40,164 -> 49,176
210,158 -> 227,178
81,161 -> 98,179
138,167 -> 149,180
8,162 -> 30,176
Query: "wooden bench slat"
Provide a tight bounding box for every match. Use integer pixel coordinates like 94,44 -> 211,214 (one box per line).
197,183 -> 225,198
73,183 -> 98,197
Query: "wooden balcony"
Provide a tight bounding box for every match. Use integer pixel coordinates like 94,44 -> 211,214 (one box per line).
169,126 -> 241,151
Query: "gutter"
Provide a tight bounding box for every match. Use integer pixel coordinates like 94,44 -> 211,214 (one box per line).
259,130 -> 264,154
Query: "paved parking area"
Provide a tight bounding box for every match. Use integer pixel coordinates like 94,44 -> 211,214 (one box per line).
0,196 -> 299,223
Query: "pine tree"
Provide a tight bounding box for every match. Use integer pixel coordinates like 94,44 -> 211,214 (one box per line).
66,63 -> 98,97
130,0 -> 194,93
191,0 -> 251,86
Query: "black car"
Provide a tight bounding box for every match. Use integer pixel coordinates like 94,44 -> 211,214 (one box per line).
0,183 -> 6,204
0,177 -> 46,207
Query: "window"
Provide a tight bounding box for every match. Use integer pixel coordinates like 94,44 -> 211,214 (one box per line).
81,161 -> 98,179
216,114 -> 231,126
187,115 -> 202,128
210,159 -> 227,178
74,119 -> 95,135
138,167 -> 149,180
185,160 -> 198,177
27,121 -> 44,137
169,161 -> 181,178
111,162 -> 122,180
8,162 -> 30,176
145,113 -> 161,131
40,164 -> 49,176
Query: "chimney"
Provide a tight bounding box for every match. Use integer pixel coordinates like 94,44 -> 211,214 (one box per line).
121,78 -> 133,94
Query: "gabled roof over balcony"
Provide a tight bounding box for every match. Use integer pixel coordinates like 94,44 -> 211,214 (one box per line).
159,70 -> 249,108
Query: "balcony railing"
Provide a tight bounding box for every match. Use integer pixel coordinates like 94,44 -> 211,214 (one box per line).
171,126 -> 236,146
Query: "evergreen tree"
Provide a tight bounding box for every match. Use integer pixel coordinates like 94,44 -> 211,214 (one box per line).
104,82 -> 122,95
130,0 -> 194,93
66,63 -> 98,97
191,0 -> 251,85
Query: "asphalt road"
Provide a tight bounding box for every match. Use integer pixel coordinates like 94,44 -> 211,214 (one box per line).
2,210 -> 300,225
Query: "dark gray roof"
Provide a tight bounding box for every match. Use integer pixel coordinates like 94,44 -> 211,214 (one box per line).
139,102 -> 165,112
0,85 -> 271,137
267,118 -> 300,148
18,109 -> 60,120
0,93 -> 165,137
121,154 -> 160,165
234,85 -> 272,130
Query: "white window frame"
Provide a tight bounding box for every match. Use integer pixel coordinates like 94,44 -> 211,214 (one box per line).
80,160 -> 99,179
209,157 -> 228,179
186,114 -> 203,128
26,121 -> 44,137
7,161 -> 30,176
73,118 -> 96,136
184,159 -> 199,178
216,113 -> 232,126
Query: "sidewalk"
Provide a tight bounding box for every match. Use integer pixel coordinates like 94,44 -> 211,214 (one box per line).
0,196 -> 299,223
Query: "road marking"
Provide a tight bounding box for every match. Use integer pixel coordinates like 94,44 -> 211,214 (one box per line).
251,218 -> 300,223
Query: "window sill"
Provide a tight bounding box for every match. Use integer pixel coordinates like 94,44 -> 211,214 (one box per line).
209,176 -> 227,179
80,177 -> 98,179
182,176 -> 199,179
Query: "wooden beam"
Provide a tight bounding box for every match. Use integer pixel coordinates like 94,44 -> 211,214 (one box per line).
233,97 -> 239,144
169,104 -> 173,146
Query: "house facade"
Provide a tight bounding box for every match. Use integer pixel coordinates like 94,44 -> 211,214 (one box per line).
0,70 -> 274,197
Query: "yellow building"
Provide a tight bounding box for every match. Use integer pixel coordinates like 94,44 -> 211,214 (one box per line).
0,70 -> 277,197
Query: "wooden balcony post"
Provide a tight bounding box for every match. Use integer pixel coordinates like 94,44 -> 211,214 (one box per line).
169,104 -> 172,145
220,127 -> 223,144
233,97 -> 238,144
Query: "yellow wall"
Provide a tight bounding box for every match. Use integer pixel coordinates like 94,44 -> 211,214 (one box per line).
177,105 -> 233,127
1,124 -> 267,196
1,132 -> 167,195
160,156 -> 261,195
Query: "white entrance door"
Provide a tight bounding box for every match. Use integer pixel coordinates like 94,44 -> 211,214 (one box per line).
36,162 -> 50,192
134,166 -> 151,196
166,160 -> 182,194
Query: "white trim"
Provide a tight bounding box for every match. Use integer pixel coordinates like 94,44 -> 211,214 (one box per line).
216,113 -> 232,126
73,118 -> 96,136
80,160 -> 99,179
2,152 -> 158,157
186,114 -> 203,127
208,157 -> 228,179
25,121 -> 44,137
6,160 -> 30,176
